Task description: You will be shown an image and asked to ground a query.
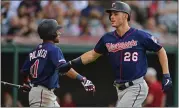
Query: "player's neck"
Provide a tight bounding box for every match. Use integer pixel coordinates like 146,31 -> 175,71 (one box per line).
43,40 -> 54,44
116,23 -> 130,37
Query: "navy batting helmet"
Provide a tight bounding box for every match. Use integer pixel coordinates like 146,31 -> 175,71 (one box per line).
37,19 -> 62,40
106,1 -> 131,21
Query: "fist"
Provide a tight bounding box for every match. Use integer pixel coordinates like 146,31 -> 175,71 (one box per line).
81,77 -> 95,92
162,74 -> 172,92
21,83 -> 31,92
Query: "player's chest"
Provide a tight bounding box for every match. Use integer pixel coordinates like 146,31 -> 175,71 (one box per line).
104,36 -> 140,52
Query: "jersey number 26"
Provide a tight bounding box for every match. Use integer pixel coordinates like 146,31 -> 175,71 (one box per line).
124,52 -> 138,62
30,59 -> 39,78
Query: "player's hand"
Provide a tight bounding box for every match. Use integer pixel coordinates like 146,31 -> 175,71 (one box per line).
162,74 -> 172,92
21,83 -> 32,92
21,75 -> 32,92
81,77 -> 95,92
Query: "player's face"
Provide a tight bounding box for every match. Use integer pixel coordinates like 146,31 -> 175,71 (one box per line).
54,30 -> 61,43
110,11 -> 128,28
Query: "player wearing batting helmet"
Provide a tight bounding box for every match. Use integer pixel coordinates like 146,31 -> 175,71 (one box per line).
20,19 -> 95,107
57,1 -> 172,107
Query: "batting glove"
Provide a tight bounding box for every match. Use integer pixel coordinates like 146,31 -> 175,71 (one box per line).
81,77 -> 95,92
162,73 -> 172,92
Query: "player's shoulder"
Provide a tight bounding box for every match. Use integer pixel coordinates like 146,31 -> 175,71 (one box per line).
101,31 -> 114,39
29,44 -> 42,52
105,31 -> 114,36
48,44 -> 61,52
134,29 -> 154,42
33,43 -> 61,52
136,29 -> 152,37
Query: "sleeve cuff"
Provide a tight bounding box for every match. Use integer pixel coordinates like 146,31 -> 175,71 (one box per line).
56,60 -> 66,68
155,46 -> 163,52
93,49 -> 103,54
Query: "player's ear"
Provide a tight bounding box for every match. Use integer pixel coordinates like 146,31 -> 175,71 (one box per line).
123,13 -> 128,20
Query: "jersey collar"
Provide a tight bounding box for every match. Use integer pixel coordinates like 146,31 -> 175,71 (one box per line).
42,41 -> 55,45
113,27 -> 135,39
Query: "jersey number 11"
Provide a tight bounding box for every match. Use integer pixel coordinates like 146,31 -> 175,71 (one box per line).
30,59 -> 39,78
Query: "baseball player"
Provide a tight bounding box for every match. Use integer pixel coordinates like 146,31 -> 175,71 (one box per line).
20,19 -> 95,107
58,1 -> 172,107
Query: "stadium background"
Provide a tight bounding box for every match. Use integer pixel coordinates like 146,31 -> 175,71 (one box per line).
1,0 -> 178,107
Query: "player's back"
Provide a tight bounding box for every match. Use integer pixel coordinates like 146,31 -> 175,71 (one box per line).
21,42 -> 66,89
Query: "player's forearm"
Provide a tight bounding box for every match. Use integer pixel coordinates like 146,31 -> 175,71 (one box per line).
157,47 -> 169,74
66,68 -> 84,81
81,50 -> 100,65
66,68 -> 79,79
70,50 -> 101,67
57,65 -> 84,81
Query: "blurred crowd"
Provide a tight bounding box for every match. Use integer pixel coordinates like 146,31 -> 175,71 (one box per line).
1,92 -> 23,107
1,0 -> 178,45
